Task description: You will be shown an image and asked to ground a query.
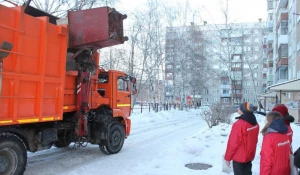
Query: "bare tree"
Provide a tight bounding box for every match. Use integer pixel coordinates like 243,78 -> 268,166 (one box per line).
200,103 -> 234,128
196,0 -> 265,107
211,103 -> 234,124
9,0 -> 119,17
200,107 -> 221,128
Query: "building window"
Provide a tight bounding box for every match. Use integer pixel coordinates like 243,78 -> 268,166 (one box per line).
213,89 -> 219,94
244,64 -> 250,68
254,81 -> 258,86
243,98 -> 250,102
243,81 -> 248,86
233,89 -> 241,94
222,81 -> 229,85
255,38 -> 259,42
232,80 -> 241,84
255,47 -> 259,52
232,63 -> 241,67
233,98 -> 241,103
205,89 -> 209,94
222,89 -> 229,94
254,73 -> 257,77
204,98 -> 209,102
222,98 -> 229,103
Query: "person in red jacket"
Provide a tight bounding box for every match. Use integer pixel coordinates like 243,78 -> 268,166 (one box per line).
260,111 -> 290,175
271,104 -> 294,144
224,102 -> 259,175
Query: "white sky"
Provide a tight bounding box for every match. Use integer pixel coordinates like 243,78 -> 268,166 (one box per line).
1,0 -> 267,24
24,109 -> 300,175
116,0 -> 267,24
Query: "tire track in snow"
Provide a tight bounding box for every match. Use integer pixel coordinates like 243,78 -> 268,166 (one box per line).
24,113 -> 205,175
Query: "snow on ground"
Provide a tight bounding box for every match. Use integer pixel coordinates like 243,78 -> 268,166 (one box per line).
24,108 -> 300,175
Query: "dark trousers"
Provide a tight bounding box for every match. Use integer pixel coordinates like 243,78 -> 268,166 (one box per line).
232,161 -> 252,175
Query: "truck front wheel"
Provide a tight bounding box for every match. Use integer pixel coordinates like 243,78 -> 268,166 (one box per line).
0,133 -> 27,175
99,122 -> 125,154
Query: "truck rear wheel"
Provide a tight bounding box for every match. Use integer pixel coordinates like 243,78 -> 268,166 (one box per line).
99,122 -> 125,154
0,133 -> 27,175
54,131 -> 72,148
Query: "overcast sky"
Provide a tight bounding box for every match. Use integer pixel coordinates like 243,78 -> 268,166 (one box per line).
116,0 -> 267,25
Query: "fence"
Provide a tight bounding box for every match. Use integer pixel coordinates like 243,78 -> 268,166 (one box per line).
131,103 -> 197,113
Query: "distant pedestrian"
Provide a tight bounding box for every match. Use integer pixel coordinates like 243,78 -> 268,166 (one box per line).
271,104 -> 294,144
253,106 -> 267,116
260,112 -> 290,175
224,102 -> 259,175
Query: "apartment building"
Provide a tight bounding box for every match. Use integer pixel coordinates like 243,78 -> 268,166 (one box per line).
165,22 -> 266,106
263,0 -> 300,121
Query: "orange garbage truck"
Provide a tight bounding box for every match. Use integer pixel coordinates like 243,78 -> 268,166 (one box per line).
0,1 -> 136,174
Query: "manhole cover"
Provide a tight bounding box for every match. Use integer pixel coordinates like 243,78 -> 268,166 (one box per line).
185,163 -> 212,170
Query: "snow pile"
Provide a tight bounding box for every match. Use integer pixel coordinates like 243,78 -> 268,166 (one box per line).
171,111 -> 300,175
131,109 -> 196,125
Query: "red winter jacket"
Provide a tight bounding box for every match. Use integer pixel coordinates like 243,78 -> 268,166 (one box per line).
260,133 -> 290,175
224,118 -> 259,163
286,125 -> 293,144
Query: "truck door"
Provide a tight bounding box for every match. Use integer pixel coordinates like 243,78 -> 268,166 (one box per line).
116,76 -> 131,118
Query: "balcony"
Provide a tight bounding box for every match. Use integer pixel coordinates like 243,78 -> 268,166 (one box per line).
231,84 -> 242,89
267,81 -> 273,87
263,44 -> 267,49
165,64 -> 174,73
268,48 -> 273,54
278,44 -> 288,58
268,60 -> 273,67
277,0 -> 288,9
267,74 -> 273,82
263,73 -> 267,79
277,33 -> 288,49
276,9 -> 288,24
220,93 -> 231,97
267,33 -> 273,43
221,85 -> 231,89
232,93 -> 242,98
263,83 -> 267,88
268,52 -> 273,59
231,67 -> 242,71
275,62 -> 288,83
276,57 -> 288,70
165,73 -> 173,80
221,76 -> 229,80
263,63 -> 268,68
275,68 -> 288,83
267,0 -> 273,10
268,21 -> 273,32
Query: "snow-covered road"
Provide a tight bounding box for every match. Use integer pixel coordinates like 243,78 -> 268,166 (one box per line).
24,110 -> 206,175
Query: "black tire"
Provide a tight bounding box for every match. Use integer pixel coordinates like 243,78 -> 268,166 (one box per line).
0,133 -> 27,175
100,122 -> 125,154
54,131 -> 72,148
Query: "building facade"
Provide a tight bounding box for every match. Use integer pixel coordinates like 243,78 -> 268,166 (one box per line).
165,22 -> 266,106
263,0 -> 300,121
